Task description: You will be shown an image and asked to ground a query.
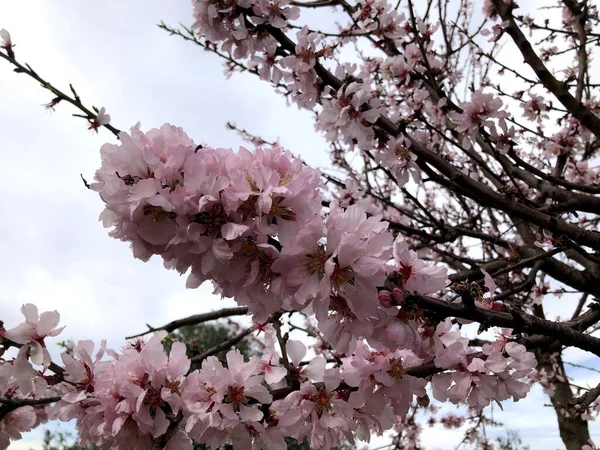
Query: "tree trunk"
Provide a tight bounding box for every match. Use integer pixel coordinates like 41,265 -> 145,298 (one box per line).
536,350 -> 590,450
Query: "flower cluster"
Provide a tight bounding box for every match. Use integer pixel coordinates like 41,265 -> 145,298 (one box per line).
93,124 -> 321,322
93,125 -> 450,353
432,324 -> 535,409
0,302 -> 538,450
449,90 -> 509,149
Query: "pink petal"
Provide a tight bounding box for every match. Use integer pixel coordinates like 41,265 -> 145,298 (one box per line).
286,340 -> 306,367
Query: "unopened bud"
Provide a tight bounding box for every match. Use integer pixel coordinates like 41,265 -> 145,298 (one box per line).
0,29 -> 15,58
378,290 -> 393,308
378,288 -> 404,308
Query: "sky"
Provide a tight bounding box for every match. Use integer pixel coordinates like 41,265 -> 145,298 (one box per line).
0,1 -> 599,449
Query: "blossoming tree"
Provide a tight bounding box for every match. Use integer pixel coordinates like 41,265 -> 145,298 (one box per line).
1,0 -> 600,449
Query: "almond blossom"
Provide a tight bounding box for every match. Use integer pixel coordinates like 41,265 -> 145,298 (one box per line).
88,107 -> 111,132
4,304 -> 65,367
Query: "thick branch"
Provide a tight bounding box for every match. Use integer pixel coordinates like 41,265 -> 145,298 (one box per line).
405,293 -> 600,356
0,396 -> 61,421
126,307 -> 250,339
491,0 -> 600,145
189,328 -> 254,364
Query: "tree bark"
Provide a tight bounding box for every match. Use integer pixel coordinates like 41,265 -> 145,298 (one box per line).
536,350 -> 591,450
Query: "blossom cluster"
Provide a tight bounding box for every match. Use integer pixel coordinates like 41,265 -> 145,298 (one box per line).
189,0 -> 516,189
92,124 -> 449,354
0,304 -> 537,450
431,324 -> 535,409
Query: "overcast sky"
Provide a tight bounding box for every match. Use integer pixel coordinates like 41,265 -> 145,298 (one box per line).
1,1 -> 599,449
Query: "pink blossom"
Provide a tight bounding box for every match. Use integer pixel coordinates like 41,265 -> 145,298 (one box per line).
316,79 -> 383,150
521,93 -> 549,122
4,304 -> 65,367
252,0 -> 300,28
88,107 -> 111,132
374,137 -> 420,186
449,90 -> 508,148
258,353 -> 288,385
392,237 -> 448,294
0,405 -> 37,450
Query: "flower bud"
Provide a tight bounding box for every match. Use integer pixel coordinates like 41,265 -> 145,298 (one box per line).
378,290 -> 393,308
0,28 -> 14,57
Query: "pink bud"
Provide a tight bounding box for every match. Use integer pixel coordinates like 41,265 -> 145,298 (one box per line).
490,301 -> 504,311
391,288 -> 405,305
378,290 -> 393,308
0,29 -> 12,48
0,29 -> 14,57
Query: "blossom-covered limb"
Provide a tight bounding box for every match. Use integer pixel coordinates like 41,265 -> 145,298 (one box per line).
490,0 -> 600,144
572,381 -> 600,413
0,47 -> 120,137
405,292 -> 600,356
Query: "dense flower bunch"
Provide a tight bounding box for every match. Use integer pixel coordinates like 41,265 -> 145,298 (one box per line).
92,125 -> 450,355
0,303 -> 537,450
93,124 -> 321,321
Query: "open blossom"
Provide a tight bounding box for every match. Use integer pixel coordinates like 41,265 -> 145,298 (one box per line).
314,203 -> 394,351
49,340 -> 111,424
285,339 -> 327,382
352,0 -> 407,40
183,350 -> 273,448
0,406 -> 37,450
252,0 -> 300,28
392,236 -> 448,294
374,137 -> 419,187
316,78 -> 383,150
271,376 -> 356,450
93,124 -> 324,321
88,107 -> 111,132
432,323 -> 535,409
191,0 -> 278,60
449,90 -> 509,147
521,93 -> 548,122
281,27 -> 322,74
4,304 -> 64,367
0,359 -> 49,449
55,331 -> 192,449
342,342 -> 427,419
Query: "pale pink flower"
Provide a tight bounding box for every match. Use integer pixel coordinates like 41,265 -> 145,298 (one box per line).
505,342 -> 537,376
450,90 -> 508,147
374,137 -> 419,187
252,0 -> 300,28
0,405 -> 37,450
88,107 -> 111,132
4,304 -> 65,367
258,352 -> 287,385
392,236 -> 448,294
521,93 -> 549,122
